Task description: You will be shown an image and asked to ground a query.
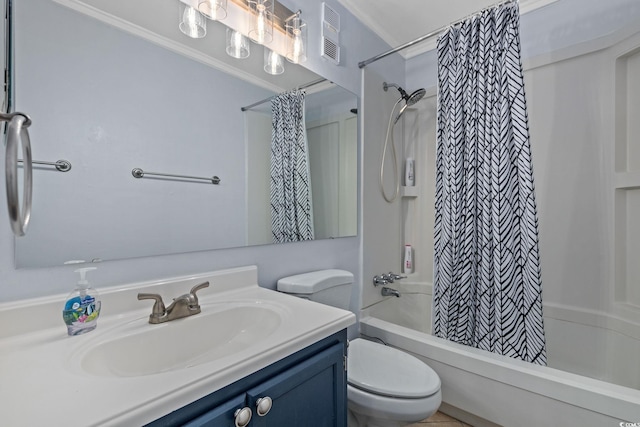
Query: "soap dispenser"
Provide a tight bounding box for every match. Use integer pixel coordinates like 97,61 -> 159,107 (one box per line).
62,267 -> 101,336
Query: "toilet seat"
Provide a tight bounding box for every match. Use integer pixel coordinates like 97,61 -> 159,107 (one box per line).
347,338 -> 440,399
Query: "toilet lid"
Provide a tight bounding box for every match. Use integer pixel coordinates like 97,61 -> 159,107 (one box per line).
347,338 -> 440,399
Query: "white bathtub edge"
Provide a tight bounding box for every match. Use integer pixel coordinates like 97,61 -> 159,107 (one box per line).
360,316 -> 640,422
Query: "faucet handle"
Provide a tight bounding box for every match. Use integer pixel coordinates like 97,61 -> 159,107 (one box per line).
188,281 -> 209,306
373,275 -> 388,287
388,272 -> 407,281
138,293 -> 166,320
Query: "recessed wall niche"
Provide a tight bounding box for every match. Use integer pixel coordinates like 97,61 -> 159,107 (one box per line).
614,45 -> 640,308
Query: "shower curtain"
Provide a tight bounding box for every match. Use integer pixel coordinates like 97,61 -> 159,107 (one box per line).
270,90 -> 314,243
433,2 -> 546,365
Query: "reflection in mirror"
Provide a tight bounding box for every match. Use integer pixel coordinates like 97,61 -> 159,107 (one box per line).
244,82 -> 357,245
13,0 -> 358,268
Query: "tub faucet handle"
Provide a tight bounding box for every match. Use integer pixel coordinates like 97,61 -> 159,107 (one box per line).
373,275 -> 389,286
388,272 -> 406,281
380,273 -> 395,283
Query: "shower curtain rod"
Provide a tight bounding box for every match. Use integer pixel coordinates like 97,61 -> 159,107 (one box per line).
358,0 -> 517,69
240,78 -> 328,111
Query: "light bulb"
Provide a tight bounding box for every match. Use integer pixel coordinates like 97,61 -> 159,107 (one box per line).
226,28 -> 250,59
291,33 -> 303,63
268,51 -> 277,73
184,7 -> 197,26
286,16 -> 306,63
209,7 -> 220,20
233,31 -> 242,56
248,1 -> 273,45
264,49 -> 284,75
256,5 -> 266,44
198,0 -> 227,21
179,5 -> 206,39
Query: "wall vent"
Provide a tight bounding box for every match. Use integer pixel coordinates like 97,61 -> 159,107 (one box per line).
322,2 -> 340,32
321,3 -> 341,65
323,37 -> 340,64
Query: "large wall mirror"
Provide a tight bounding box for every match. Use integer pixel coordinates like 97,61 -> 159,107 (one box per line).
11,0 -> 358,268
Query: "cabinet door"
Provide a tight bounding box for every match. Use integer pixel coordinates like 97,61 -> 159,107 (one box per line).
183,394 -> 247,427
246,343 -> 347,427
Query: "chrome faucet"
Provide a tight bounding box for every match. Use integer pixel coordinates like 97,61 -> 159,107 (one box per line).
373,275 -> 389,286
138,281 -> 209,324
373,272 -> 406,286
381,286 -> 401,298
381,272 -> 406,283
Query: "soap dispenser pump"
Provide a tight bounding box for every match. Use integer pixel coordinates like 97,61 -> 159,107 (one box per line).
62,267 -> 101,336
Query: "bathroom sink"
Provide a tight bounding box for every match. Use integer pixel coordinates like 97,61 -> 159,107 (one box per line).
1,266 -> 356,427
79,303 -> 282,377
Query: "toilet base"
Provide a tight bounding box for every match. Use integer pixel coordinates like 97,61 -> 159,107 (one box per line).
347,386 -> 441,427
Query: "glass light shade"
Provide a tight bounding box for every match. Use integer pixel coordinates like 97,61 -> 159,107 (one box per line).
198,0 -> 227,21
286,16 -> 307,63
248,0 -> 274,45
179,3 -> 206,39
226,29 -> 250,59
264,48 -> 284,75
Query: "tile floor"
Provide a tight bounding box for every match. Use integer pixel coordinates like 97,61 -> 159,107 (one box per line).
408,411 -> 473,427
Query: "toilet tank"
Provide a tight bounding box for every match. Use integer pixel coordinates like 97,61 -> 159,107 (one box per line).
277,269 -> 353,310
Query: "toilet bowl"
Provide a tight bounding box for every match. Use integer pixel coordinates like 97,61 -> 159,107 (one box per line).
346,338 -> 441,427
277,270 -> 442,427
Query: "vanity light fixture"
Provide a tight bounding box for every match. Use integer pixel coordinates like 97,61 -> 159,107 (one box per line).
198,0 -> 227,21
226,28 -> 250,58
177,1 -> 305,71
179,3 -> 207,38
285,11 -> 307,64
264,48 -> 284,75
248,0 -> 273,45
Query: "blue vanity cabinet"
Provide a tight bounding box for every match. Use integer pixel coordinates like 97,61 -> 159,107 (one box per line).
147,330 -> 347,427
246,342 -> 346,426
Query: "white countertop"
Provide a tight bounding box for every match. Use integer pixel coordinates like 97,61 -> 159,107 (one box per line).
0,266 -> 355,426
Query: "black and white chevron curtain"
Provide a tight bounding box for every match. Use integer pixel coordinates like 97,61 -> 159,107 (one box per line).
433,2 -> 546,365
270,90 -> 314,243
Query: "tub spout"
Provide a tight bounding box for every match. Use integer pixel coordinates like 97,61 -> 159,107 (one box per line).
381,287 -> 400,297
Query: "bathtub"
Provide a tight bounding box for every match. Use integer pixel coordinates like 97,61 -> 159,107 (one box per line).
360,282 -> 640,427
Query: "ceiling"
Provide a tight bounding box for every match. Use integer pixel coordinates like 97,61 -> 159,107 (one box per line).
337,0 -> 558,59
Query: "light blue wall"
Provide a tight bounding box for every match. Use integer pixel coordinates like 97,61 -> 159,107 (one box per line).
14,0 -> 269,267
0,0 -> 402,302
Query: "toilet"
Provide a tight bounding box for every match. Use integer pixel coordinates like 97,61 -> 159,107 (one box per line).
277,270 -> 442,427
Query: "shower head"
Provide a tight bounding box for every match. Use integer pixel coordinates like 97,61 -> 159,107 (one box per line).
383,82 -> 426,123
383,82 -> 425,105
406,88 -> 426,106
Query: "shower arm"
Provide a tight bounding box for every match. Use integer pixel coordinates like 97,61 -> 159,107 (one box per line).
383,82 -> 409,99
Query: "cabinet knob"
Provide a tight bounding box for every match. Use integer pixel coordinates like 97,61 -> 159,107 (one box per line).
234,407 -> 252,427
255,396 -> 273,416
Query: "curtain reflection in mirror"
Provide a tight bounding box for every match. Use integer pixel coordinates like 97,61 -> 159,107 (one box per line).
270,90 -> 314,243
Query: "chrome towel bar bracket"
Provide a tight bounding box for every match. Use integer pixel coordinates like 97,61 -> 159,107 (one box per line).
18,159 -> 71,172
132,168 -> 221,185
